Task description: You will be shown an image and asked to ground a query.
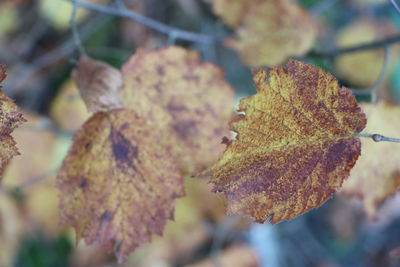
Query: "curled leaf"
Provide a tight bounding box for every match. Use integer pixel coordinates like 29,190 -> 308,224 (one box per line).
208,0 -> 316,67
342,102 -> 400,218
57,109 -> 184,263
120,46 -> 234,173
72,56 -> 123,113
205,60 -> 366,223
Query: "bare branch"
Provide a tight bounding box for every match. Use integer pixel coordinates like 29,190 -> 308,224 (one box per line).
70,0 -> 87,55
357,133 -> 400,143
389,0 -> 400,14
309,34 -> 400,57
68,0 -> 220,44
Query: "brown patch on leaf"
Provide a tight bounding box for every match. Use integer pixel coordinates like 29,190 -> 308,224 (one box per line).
341,101 -> 400,218
120,46 -> 234,174
72,56 -> 123,113
57,109 -> 184,263
204,60 -> 367,223
209,0 -> 316,67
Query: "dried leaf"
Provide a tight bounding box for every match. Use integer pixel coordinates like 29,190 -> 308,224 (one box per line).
72,56 -> 123,113
0,65 -> 24,178
50,79 -> 91,132
57,109 -> 184,263
335,19 -> 397,88
209,0 -> 316,67
205,60 -> 366,223
341,102 -> 400,218
120,46 -> 234,173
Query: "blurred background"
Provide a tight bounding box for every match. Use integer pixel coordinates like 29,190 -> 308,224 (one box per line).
0,0 -> 400,266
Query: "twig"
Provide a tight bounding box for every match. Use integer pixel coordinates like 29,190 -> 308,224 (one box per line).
70,0 -> 87,55
67,0 -> 220,44
15,168 -> 58,190
389,0 -> 400,14
4,14 -> 111,95
309,34 -> 400,57
357,133 -> 400,143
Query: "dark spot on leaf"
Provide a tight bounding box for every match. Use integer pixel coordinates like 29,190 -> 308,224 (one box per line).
79,177 -> 88,189
325,140 -> 347,173
171,120 -> 197,139
156,66 -> 165,76
111,130 -> 139,171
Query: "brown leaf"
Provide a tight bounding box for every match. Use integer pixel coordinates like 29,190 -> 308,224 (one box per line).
72,56 -> 123,113
120,46 -> 234,173
341,102 -> 400,218
57,109 -> 184,263
205,60 -> 367,223
0,65 -> 24,178
208,0 -> 316,67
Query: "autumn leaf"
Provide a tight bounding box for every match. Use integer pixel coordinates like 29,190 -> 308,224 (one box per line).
120,46 -> 234,173
208,0 -> 316,67
50,79 -> 91,132
0,65 -> 24,178
341,102 -> 400,218
57,109 -> 184,263
335,19 -> 397,88
205,60 -> 367,223
72,56 -> 123,113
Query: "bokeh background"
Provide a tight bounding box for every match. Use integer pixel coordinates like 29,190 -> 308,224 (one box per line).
0,0 -> 400,266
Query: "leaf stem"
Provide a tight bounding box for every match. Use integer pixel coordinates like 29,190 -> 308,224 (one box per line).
357,133 -> 400,143
389,0 -> 400,15
67,0 -> 220,44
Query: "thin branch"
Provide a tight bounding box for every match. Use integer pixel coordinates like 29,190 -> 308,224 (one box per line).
70,0 -> 87,55
309,34 -> 400,57
357,133 -> 400,143
389,0 -> 400,14
15,168 -> 58,190
68,0 -> 220,44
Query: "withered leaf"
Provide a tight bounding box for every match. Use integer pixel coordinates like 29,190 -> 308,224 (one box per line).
120,46 -> 234,173
341,102 -> 400,218
0,65 -> 24,178
205,60 -> 366,223
72,56 -> 123,113
208,0 -> 316,67
57,109 -> 184,263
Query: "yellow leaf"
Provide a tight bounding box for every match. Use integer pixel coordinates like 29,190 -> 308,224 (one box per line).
205,60 -> 367,223
120,46 -> 234,173
342,102 -> 400,218
50,79 -> 91,132
57,109 -> 184,263
208,0 -> 316,67
39,0 -> 106,30
335,19 -> 397,88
